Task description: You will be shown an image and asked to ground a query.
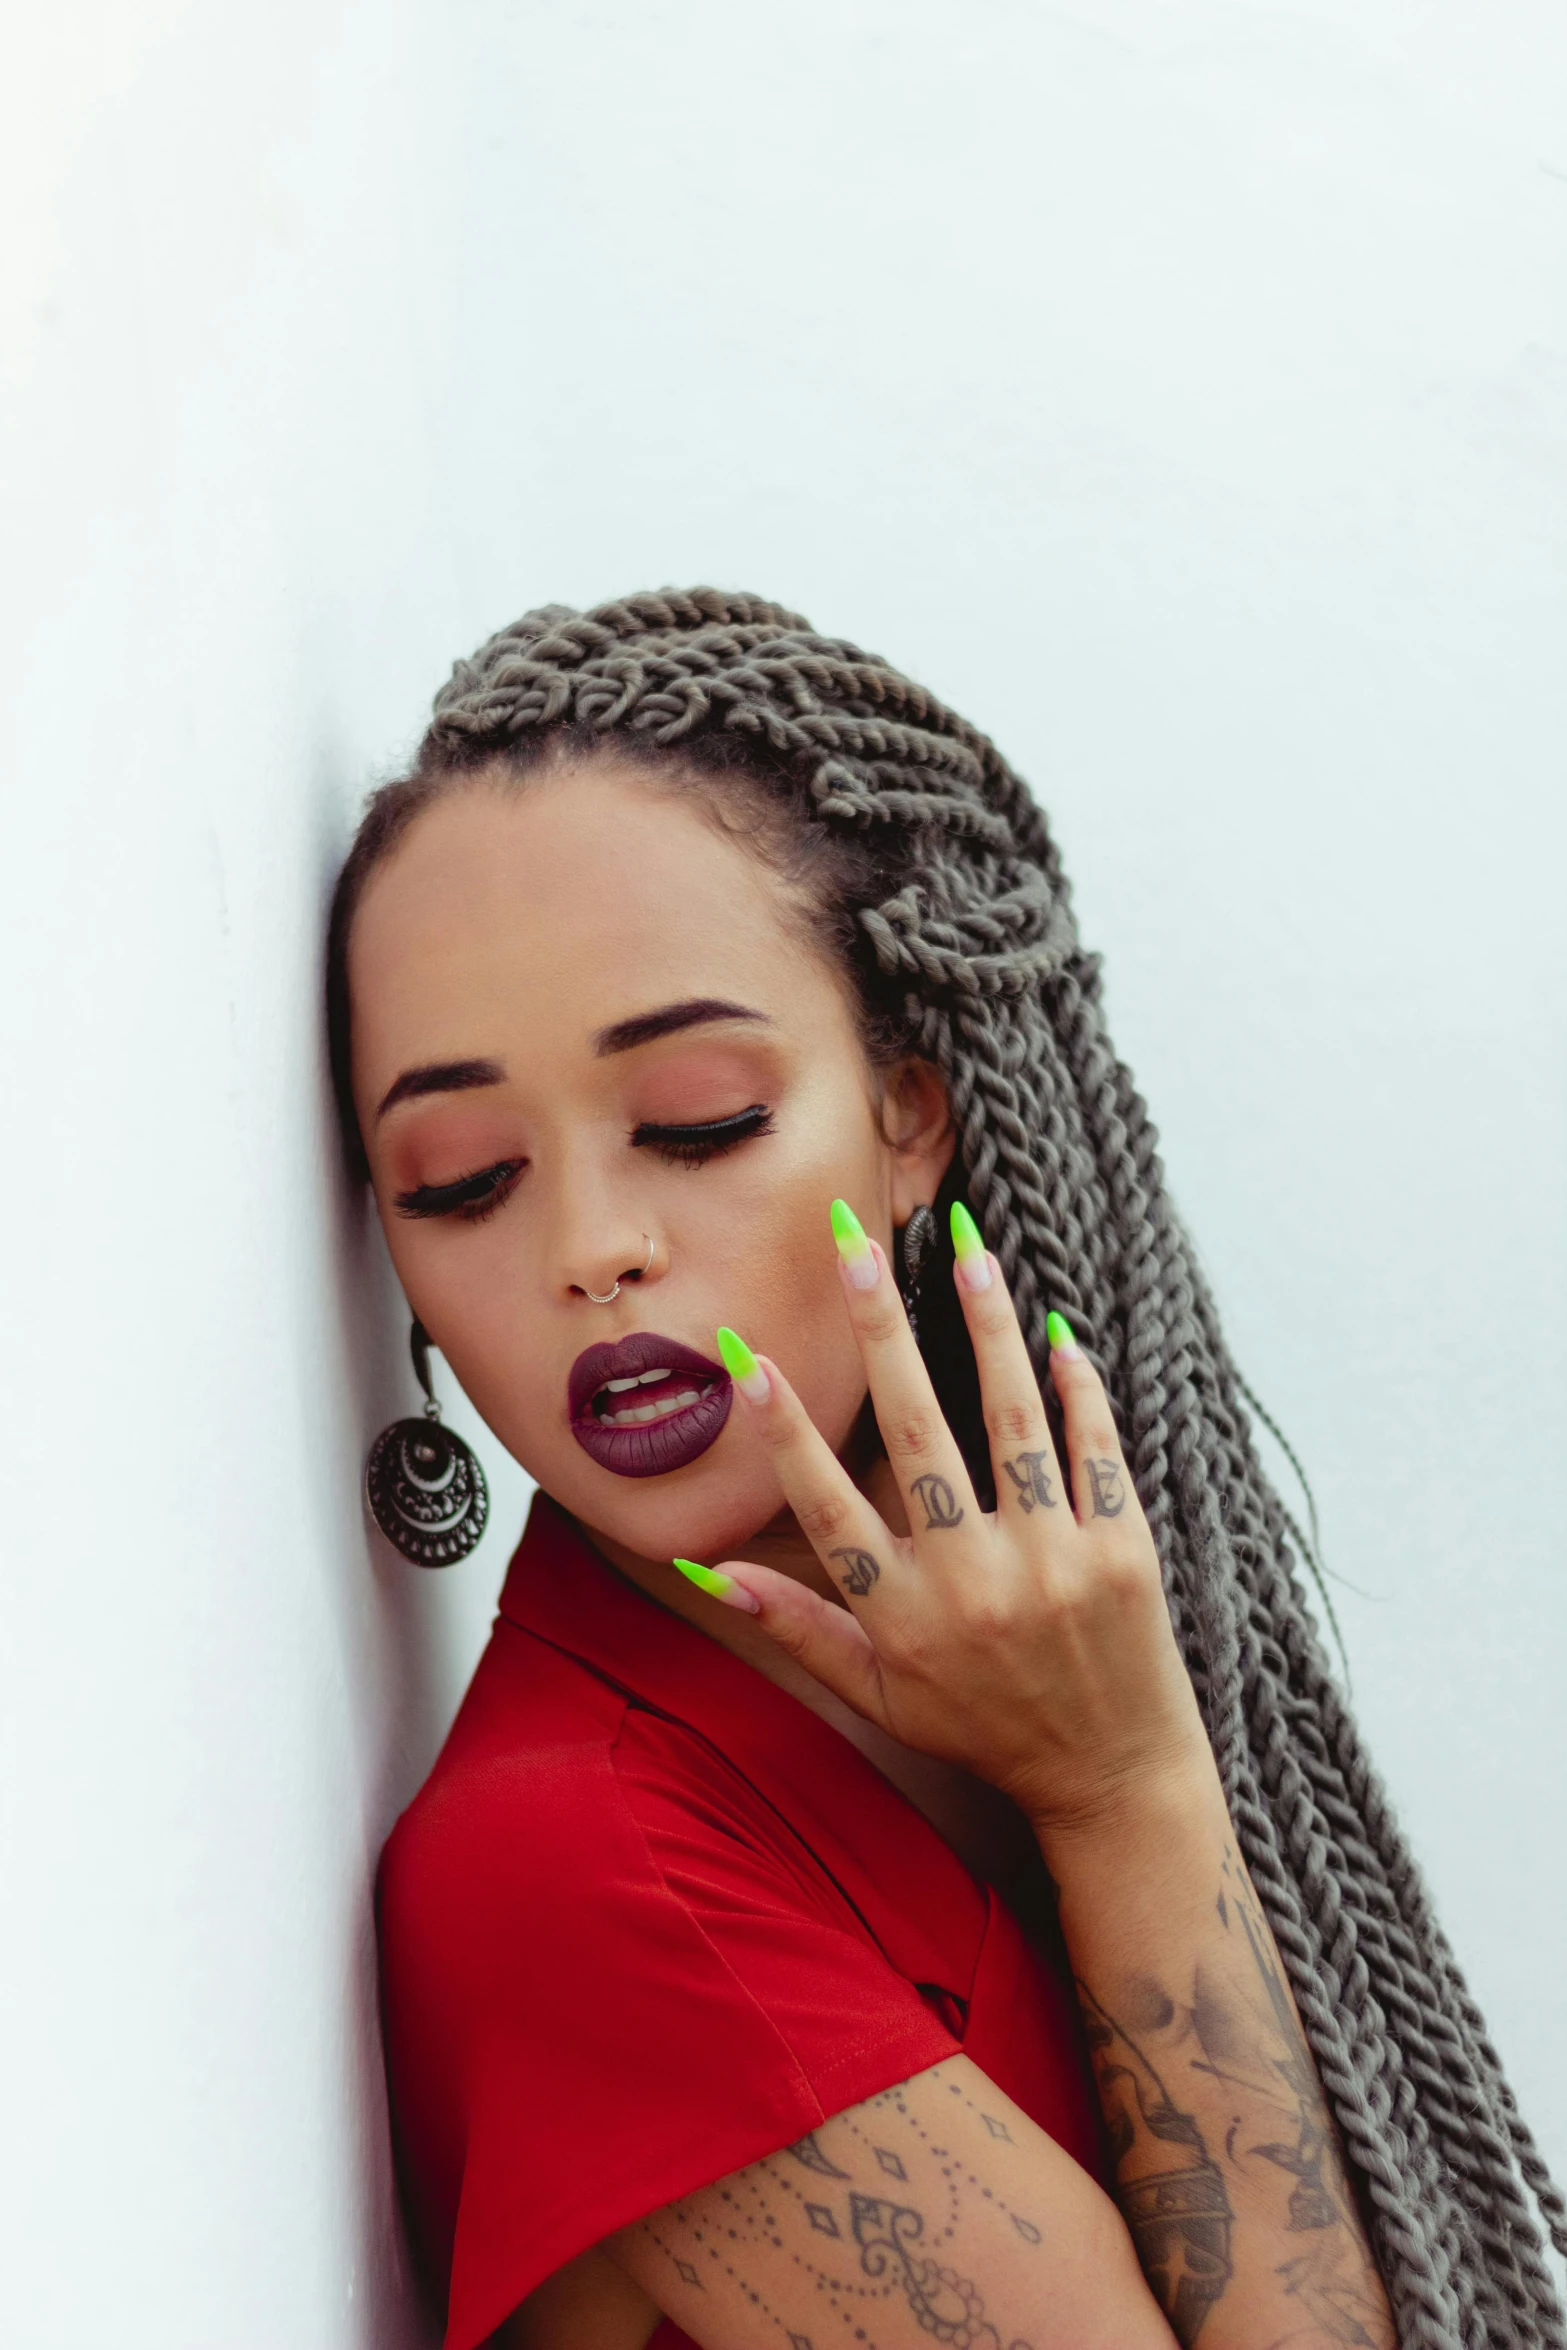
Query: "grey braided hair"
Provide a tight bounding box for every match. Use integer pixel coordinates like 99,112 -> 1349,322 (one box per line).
329,587 -> 1565,2347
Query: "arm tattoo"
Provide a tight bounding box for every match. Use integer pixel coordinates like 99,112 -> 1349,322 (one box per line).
829,1545 -> 881,1596
1077,1985 -> 1234,2346
1077,1853 -> 1393,2349
910,1472 -> 965,1530
1083,1457 -> 1125,1517
787,2129 -> 850,2180
1222,1872 -> 1392,2344
639,2069 -> 1039,2349
1001,1451 -> 1057,1512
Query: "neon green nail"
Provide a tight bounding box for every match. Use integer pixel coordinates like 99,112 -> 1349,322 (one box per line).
831,1197 -> 867,1256
950,1200 -> 992,1292
672,1558 -> 760,1614
830,1198 -> 879,1290
716,1325 -> 769,1403
1046,1310 -> 1080,1355
950,1202 -> 984,1258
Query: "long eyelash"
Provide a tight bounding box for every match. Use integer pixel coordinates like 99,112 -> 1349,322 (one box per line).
394,1160 -> 525,1221
393,1106 -> 771,1217
632,1105 -> 774,1168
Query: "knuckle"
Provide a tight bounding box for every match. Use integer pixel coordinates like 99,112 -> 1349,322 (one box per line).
765,1607 -> 814,1663
857,1300 -> 904,1346
986,1398 -> 1042,1450
885,1407 -> 942,1462
796,1491 -> 853,1547
1100,1535 -> 1158,1595
956,1588 -> 1015,1646
889,1616 -> 942,1682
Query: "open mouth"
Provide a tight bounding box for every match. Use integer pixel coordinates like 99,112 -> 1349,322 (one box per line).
567,1333 -> 733,1479
592,1366 -> 716,1427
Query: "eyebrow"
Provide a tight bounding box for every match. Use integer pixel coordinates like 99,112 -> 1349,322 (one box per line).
592,998 -> 771,1057
375,1058 -> 505,1121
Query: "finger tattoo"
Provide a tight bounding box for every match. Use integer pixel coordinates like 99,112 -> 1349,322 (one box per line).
830,1545 -> 881,1596
909,1471 -> 965,1531
1085,1457 -> 1126,1517
1002,1450 -> 1057,1512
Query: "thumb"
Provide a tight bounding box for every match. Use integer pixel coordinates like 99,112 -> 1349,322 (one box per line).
675,1556 -> 886,1726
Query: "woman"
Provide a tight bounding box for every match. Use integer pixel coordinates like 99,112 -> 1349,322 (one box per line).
329,589 -> 1563,2350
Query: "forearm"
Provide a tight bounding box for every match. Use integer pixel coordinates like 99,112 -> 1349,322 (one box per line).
1034,1765 -> 1395,2350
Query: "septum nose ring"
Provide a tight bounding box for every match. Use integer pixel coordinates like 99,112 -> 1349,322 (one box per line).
584,1234 -> 654,1306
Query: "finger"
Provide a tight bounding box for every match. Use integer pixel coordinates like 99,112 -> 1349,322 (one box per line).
673,1554 -> 888,1725
1045,1311 -> 1134,1528
714,1324 -> 903,1608
829,1199 -> 977,1543
947,1202 -> 1067,1525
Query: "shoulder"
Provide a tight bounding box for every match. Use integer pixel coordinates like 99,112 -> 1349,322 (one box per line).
379,1623 -> 638,1941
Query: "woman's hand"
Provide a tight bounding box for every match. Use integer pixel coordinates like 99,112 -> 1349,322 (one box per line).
681,1200 -> 1213,1843
683,1202 -> 1398,2350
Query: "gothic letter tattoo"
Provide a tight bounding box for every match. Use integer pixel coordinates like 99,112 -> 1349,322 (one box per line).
829,1544 -> 881,1596
910,1472 -> 965,1530
1084,1456 -> 1126,1517
1002,1451 -> 1057,1513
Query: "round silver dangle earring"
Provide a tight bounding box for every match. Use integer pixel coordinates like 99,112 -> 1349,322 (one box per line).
365,1320 -> 490,1567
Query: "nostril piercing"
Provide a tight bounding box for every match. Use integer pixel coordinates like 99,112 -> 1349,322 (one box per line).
585,1233 -> 655,1306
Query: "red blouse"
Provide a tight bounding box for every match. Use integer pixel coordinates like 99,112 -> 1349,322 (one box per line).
377,1495 -> 1104,2350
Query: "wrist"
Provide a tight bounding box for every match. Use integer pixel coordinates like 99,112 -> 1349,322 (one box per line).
1022,1740 -> 1228,1877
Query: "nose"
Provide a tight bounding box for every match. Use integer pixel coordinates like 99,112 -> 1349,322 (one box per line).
568,1228 -> 659,1305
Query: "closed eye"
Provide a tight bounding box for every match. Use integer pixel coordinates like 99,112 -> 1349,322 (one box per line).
394,1160 -> 525,1221
632,1105 -> 774,1167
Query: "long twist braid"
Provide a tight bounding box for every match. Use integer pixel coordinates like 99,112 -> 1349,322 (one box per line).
334,588 -> 1565,2348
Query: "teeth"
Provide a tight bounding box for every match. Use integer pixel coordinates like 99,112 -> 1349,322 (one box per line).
603,1387 -> 703,1428
603,1366 -> 674,1394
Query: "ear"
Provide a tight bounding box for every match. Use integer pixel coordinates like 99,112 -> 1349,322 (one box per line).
880,1057 -> 956,1226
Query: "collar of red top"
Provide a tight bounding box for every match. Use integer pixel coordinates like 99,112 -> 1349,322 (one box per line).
496,1492 -> 989,1987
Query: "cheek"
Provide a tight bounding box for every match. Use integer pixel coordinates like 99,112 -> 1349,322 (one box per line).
730,1136 -> 885,1447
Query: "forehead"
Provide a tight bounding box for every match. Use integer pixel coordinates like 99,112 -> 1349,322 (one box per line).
346,765 -> 850,1080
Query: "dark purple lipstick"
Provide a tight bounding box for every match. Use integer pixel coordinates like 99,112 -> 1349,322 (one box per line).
567,1331 -> 733,1479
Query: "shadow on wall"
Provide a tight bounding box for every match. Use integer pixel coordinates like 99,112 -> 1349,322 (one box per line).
304,798 -> 517,2350
323,1042 -> 445,2348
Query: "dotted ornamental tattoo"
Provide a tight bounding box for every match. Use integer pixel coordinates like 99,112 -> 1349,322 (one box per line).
829,1545 -> 881,1596
642,2074 -> 1041,2350
1000,1451 -> 1056,1513
787,2131 -> 851,2181
850,2194 -> 1034,2350
1084,1457 -> 1125,1517
910,1472 -> 965,1530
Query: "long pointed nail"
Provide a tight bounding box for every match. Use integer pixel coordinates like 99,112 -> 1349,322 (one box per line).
830,1198 -> 879,1290
1046,1310 -> 1081,1357
673,1557 -> 761,1613
716,1325 -> 770,1404
950,1200 -> 993,1292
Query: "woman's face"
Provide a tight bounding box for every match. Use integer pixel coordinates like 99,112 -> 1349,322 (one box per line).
347,761 -> 952,1567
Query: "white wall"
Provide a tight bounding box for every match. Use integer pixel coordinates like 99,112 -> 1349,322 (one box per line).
3,3 -> 1562,2342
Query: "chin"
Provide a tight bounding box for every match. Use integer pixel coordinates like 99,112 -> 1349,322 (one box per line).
502,1374 -> 863,1565
577,1451 -> 786,1565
